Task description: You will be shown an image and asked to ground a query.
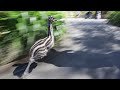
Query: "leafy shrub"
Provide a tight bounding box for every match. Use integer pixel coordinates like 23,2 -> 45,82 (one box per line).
0,11 -> 66,65
107,11 -> 120,26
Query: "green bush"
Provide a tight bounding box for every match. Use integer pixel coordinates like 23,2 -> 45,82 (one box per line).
0,11 -> 66,65
107,11 -> 120,26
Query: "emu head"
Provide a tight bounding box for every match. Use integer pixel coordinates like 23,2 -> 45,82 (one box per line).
48,16 -> 57,24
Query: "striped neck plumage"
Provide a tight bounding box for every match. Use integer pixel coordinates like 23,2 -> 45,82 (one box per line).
48,21 -> 54,37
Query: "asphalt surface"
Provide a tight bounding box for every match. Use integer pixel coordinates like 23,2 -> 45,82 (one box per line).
1,18 -> 120,79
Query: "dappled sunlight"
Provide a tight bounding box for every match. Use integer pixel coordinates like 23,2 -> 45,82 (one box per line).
68,20 -> 120,55
93,66 -> 120,79
113,31 -> 120,40
39,19 -> 120,79
111,44 -> 120,51
91,30 -> 108,37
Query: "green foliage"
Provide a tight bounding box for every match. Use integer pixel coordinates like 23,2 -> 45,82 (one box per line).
107,11 -> 120,26
0,11 -> 66,65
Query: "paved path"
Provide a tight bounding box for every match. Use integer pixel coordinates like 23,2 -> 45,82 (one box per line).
1,18 -> 120,79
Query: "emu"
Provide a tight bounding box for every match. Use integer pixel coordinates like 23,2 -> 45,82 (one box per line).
21,16 -> 57,79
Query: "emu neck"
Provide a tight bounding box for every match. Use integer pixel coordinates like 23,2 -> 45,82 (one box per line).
48,22 -> 54,37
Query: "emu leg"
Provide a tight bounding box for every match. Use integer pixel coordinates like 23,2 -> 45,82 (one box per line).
21,58 -> 34,79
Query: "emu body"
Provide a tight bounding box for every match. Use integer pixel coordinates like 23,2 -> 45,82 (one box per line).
21,16 -> 56,79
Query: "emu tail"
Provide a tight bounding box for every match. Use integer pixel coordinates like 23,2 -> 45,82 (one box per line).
21,58 -> 35,79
